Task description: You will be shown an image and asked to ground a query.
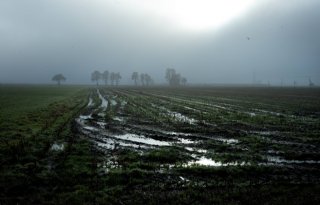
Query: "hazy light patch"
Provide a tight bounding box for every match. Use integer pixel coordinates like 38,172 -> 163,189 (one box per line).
109,0 -> 256,32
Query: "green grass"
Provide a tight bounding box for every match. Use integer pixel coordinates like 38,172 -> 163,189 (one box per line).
0,85 -> 87,135
0,85 -> 85,117
0,85 -> 91,204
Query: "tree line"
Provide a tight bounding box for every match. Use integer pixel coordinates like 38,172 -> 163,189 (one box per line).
165,68 -> 187,86
52,68 -> 188,86
91,70 -> 122,86
131,72 -> 154,86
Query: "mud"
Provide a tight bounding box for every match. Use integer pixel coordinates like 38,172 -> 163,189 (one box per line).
74,88 -> 320,170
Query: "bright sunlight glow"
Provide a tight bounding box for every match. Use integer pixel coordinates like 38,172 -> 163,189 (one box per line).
117,0 -> 256,32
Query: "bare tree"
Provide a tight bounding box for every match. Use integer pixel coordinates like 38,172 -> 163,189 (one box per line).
181,77 -> 187,86
309,78 -> 315,87
115,72 -> 121,86
165,68 -> 181,86
165,68 -> 175,85
173,73 -> 181,86
132,72 -> 139,86
145,74 -> 153,86
140,73 -> 145,86
52,74 -> 66,85
91,70 -> 101,86
102,70 -> 109,85
110,72 -> 116,85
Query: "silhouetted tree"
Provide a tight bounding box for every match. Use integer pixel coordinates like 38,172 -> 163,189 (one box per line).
145,74 -> 153,86
52,74 -> 66,85
165,68 -> 181,86
102,70 -> 109,85
140,73 -> 145,86
91,70 -> 101,85
173,73 -> 181,86
181,77 -> 187,86
132,72 -> 139,86
309,78 -> 315,87
110,72 -> 116,85
115,72 -> 121,86
165,68 -> 175,85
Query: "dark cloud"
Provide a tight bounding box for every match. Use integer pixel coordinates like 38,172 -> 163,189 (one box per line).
1,0 -> 319,85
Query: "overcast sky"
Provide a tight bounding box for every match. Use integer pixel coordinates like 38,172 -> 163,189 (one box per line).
1,0 -> 319,85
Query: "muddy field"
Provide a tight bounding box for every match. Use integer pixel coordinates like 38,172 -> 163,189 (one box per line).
78,87 -> 320,166
1,86 -> 320,204
75,86 -> 320,204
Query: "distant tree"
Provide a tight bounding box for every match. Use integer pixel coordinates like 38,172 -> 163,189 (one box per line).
102,70 -> 109,85
52,74 -> 66,85
309,78 -> 315,87
132,72 -> 139,86
91,70 -> 101,85
165,68 -> 181,86
110,72 -> 116,85
145,74 -> 153,86
140,73 -> 145,86
115,72 -> 121,86
181,77 -> 187,86
165,68 -> 175,85
173,73 -> 181,86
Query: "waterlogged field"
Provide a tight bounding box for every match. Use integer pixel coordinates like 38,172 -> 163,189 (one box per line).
75,86 -> 320,204
1,85 -> 320,204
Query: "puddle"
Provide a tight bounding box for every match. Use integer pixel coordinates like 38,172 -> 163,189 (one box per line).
212,105 -> 229,110
97,89 -> 108,110
254,109 -> 284,116
183,106 -> 199,112
215,138 -> 239,144
264,138 -> 313,147
168,111 -> 197,124
187,156 -> 247,167
97,138 -> 150,150
179,176 -> 190,182
97,141 -> 115,150
98,113 -> 106,117
247,112 -> 256,117
178,138 -> 196,144
76,115 -> 92,127
162,131 -> 192,136
185,147 -> 207,153
87,97 -> 94,107
97,159 -> 120,174
111,133 -> 171,146
113,117 -> 124,122
152,104 -> 197,124
250,131 -> 279,136
267,150 -> 283,155
51,143 -> 64,151
121,100 -> 127,107
110,99 -> 117,106
267,156 -> 320,164
79,114 -> 92,120
83,126 -> 99,131
97,121 -> 107,128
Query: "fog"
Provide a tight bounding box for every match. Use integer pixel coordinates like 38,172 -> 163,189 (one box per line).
1,0 -> 319,85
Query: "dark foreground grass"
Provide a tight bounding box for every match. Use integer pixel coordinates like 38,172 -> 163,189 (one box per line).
0,85 -> 91,204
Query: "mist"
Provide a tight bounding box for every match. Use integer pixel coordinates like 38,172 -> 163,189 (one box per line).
1,0 -> 319,85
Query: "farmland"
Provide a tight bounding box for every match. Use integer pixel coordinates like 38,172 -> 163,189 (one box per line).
1,85 -> 320,204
